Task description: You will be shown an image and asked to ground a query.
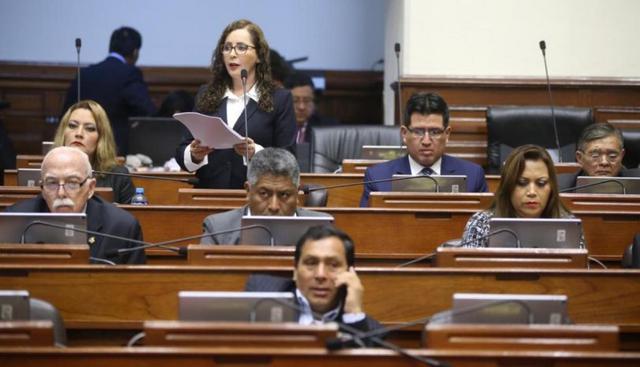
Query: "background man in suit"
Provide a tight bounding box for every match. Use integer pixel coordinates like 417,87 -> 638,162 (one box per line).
4,147 -> 145,264
62,26 -> 157,155
245,225 -> 381,340
284,72 -> 339,144
558,122 -> 640,190
360,92 -> 487,206
201,147 -> 330,244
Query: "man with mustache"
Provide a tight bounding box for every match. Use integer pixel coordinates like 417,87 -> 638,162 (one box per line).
5,147 -> 145,264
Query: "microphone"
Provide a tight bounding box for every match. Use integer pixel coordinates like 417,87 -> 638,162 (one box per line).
559,178 -> 626,194
327,298 -> 535,352
395,228 -> 522,268
18,220 -> 174,261
248,295 -> 448,367
539,40 -> 562,163
114,224 -> 276,256
394,42 -> 403,125
93,170 -> 199,185
240,68 -> 250,164
75,38 -> 81,103
303,174 -> 440,194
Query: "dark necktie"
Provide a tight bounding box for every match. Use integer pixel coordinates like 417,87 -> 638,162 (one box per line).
420,167 -> 434,176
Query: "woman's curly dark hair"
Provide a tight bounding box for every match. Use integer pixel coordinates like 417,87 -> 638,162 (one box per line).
196,19 -> 275,114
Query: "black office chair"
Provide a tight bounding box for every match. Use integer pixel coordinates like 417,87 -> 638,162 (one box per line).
301,184 -> 328,207
310,125 -> 402,173
486,106 -> 594,173
622,233 -> 640,269
30,297 -> 67,347
622,129 -> 640,169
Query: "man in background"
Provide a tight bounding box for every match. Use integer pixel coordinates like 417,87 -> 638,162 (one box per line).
62,26 -> 156,155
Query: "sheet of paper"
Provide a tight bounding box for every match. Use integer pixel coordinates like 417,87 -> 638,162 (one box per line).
173,112 -> 244,149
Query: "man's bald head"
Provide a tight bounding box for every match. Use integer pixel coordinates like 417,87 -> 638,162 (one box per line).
40,147 -> 96,213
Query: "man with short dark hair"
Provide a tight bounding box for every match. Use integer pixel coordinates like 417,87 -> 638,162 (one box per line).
62,26 -> 156,155
558,122 -> 640,190
245,225 -> 381,337
360,92 -> 487,206
5,147 -> 145,264
284,72 -> 339,144
200,147 -> 330,244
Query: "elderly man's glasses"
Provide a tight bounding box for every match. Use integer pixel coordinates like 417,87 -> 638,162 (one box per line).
222,43 -> 256,55
41,177 -> 90,192
582,149 -> 622,162
406,126 -> 445,139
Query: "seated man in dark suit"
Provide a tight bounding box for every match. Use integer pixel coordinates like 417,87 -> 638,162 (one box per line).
284,72 -> 339,144
245,225 -> 381,341
4,147 -> 145,264
558,122 -> 640,190
62,26 -> 156,155
360,92 -> 488,206
201,147 -> 330,244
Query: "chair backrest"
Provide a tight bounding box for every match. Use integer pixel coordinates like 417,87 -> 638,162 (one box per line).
30,297 -> 66,346
486,106 -> 594,173
310,125 -> 401,173
622,129 -> 640,169
128,117 -> 189,166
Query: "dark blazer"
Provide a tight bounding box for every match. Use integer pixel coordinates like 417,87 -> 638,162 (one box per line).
360,154 -> 488,206
302,113 -> 339,143
201,206 -> 332,245
96,165 -> 136,204
245,273 -> 381,341
63,56 -> 157,155
175,88 -> 296,189
5,195 -> 145,264
558,168 -> 640,191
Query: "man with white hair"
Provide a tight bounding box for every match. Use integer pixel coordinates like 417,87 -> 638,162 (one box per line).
5,146 -> 145,264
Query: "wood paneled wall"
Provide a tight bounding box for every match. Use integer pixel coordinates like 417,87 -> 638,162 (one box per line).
0,62 -> 383,154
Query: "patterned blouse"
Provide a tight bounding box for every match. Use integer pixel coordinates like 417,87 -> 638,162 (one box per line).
461,210 -> 586,248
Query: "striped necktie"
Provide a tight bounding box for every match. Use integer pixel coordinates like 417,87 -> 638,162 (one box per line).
420,167 -> 434,176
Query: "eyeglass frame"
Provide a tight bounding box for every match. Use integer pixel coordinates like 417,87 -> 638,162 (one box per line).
221,42 -> 256,55
40,176 -> 92,193
405,126 -> 447,140
578,148 -> 623,162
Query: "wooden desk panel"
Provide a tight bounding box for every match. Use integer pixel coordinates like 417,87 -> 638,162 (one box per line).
300,173 -> 364,207
1,265 -> 639,327
1,347 -> 639,367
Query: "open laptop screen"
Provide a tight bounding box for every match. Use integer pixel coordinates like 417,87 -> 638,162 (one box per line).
178,291 -> 297,322
0,212 -> 87,244
17,168 -> 41,187
575,176 -> 640,194
487,218 -> 583,249
448,293 -> 569,324
240,215 -> 334,246
0,290 -> 30,321
391,174 -> 467,193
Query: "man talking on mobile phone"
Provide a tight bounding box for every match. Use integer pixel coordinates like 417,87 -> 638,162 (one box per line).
245,225 -> 381,340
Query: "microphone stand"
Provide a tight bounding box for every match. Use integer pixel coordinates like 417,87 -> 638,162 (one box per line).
539,40 -> 562,162
75,38 -> 81,103
240,69 -> 250,164
303,174 -> 440,194
559,178 -> 627,194
394,42 -> 403,126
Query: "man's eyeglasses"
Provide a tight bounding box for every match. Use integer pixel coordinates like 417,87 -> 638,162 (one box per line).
222,43 -> 256,55
41,176 -> 90,193
406,126 -> 446,139
582,149 -> 622,162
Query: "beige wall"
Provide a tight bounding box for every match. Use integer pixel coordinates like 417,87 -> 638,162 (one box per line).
384,0 -> 640,124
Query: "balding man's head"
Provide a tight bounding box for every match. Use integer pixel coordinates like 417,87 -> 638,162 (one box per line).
40,147 -> 96,213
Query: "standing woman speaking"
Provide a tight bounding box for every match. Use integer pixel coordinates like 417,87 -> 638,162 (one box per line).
176,19 -> 296,189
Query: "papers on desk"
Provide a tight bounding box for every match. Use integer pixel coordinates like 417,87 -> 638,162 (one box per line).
173,112 -> 244,149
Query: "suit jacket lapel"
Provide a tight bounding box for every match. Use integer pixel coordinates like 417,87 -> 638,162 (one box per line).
395,155 -> 412,174
234,99 -> 258,136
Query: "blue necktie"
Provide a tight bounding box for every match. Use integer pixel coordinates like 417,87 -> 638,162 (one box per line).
420,167 -> 434,176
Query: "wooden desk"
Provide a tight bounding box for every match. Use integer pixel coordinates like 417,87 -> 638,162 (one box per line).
300,173 -> 364,207
124,205 -> 640,261
1,346 -> 639,366
0,186 -> 114,205
1,265 -> 639,327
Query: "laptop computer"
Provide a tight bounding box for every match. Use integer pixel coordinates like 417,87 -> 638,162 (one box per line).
240,215 -> 334,246
0,212 -> 87,244
446,293 -> 569,325
361,145 -> 406,160
0,290 -> 30,321
575,176 -> 640,194
178,291 -> 298,322
487,218 -> 583,249
391,174 -> 467,193
17,168 -> 41,187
